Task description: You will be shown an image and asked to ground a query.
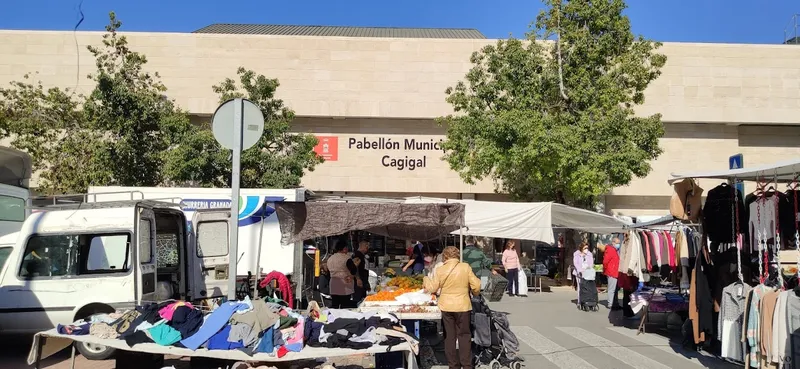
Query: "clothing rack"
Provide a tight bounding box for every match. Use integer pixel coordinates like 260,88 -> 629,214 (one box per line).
623,215 -> 700,230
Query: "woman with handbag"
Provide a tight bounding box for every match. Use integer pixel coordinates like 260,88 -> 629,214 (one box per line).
423,246 -> 481,369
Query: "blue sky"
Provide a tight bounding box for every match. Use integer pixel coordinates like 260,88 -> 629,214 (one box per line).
1,0 -> 799,44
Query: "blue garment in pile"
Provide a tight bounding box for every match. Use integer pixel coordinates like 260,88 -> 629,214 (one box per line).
207,325 -> 244,350
180,302 -> 247,350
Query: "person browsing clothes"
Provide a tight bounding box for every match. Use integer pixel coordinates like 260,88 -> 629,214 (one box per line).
598,238 -> 621,310
423,246 -> 481,369
326,241 -> 360,308
502,240 -> 521,297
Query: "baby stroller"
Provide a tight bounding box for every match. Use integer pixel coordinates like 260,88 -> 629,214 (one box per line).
471,295 -> 523,369
578,268 -> 599,311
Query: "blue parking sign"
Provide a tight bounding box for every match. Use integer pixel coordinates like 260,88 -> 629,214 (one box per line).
729,154 -> 744,195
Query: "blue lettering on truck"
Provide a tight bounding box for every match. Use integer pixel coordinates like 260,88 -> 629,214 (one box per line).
183,196 -> 285,227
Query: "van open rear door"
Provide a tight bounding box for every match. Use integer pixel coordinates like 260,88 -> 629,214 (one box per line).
136,206 -> 157,304
189,209 -> 231,300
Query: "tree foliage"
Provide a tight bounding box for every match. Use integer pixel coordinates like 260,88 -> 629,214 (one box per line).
0,12 -> 192,194
439,0 -> 667,207
0,13 -> 320,194
163,67 -> 323,188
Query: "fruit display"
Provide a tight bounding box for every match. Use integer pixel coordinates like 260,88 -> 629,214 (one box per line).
365,288 -> 416,301
387,275 -> 424,289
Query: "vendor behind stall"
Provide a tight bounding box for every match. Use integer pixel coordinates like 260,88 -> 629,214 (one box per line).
402,240 -> 426,275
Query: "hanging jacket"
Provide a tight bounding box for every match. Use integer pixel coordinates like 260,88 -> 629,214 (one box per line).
259,271 -> 294,308
704,183 -> 746,244
642,231 -> 653,272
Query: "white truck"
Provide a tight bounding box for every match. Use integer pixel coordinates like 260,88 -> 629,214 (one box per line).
0,187 -> 306,360
0,147 -> 32,235
0,146 -> 32,274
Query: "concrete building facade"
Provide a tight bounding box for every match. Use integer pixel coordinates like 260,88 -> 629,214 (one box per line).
2,26 -> 800,217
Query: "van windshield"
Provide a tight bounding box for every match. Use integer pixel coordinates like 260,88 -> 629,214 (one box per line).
19,233 -> 131,279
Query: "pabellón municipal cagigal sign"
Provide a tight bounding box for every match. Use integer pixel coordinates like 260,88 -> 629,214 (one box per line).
348,136 -> 445,171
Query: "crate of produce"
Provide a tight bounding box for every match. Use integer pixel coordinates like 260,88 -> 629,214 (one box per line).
482,273 -> 508,302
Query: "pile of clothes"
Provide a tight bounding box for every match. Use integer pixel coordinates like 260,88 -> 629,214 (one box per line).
56,298 -> 418,358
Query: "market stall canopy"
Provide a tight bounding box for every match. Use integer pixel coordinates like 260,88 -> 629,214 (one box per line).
404,197 -> 628,244
0,146 -> 32,188
275,201 -> 465,244
668,157 -> 800,184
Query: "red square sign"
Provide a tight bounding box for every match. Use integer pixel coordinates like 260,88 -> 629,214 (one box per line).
314,136 -> 338,161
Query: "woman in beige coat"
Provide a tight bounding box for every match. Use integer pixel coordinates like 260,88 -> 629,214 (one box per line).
424,246 -> 481,369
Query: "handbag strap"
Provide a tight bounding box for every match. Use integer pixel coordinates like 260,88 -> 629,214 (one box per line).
437,262 -> 458,292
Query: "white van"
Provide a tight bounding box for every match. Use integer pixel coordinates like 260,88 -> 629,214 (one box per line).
0,199 -> 232,359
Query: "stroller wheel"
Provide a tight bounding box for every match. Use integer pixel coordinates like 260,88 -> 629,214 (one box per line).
511,361 -> 522,369
490,359 -> 501,369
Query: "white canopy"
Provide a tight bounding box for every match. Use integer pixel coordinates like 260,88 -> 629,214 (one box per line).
668,157 -> 800,184
403,197 -> 628,244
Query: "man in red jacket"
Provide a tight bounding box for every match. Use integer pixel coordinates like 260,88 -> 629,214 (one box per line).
599,237 -> 621,310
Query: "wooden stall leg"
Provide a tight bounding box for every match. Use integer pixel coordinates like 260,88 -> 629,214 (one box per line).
406,349 -> 419,369
637,306 -> 648,335
70,344 -> 76,369
34,336 -> 45,369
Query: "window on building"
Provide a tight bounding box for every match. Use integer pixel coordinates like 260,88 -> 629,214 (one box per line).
0,195 -> 25,222
197,221 -> 228,257
19,233 -> 131,279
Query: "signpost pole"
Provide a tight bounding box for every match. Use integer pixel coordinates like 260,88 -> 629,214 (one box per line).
228,98 -> 244,301
212,97 -> 264,302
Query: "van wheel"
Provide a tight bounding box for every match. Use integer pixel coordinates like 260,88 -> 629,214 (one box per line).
73,303 -> 117,360
75,341 -> 115,360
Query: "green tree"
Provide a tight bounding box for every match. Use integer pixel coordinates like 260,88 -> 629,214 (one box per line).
0,12 -> 192,194
439,0 -> 666,207
0,76 -> 112,193
163,67 -> 323,188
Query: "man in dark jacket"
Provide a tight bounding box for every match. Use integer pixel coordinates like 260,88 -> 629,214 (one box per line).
461,236 -> 496,283
352,240 -> 371,303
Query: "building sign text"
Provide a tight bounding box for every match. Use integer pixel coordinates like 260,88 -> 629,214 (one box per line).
348,137 -> 445,171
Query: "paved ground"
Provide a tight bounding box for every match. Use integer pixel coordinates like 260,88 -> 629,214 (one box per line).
1,290 -> 738,369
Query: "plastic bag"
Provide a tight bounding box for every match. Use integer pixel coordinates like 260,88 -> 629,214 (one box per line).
395,289 -> 434,305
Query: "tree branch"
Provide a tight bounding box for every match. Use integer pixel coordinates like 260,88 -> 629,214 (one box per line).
556,0 -> 568,101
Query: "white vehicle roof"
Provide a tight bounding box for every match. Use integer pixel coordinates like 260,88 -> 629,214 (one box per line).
27,200 -> 180,234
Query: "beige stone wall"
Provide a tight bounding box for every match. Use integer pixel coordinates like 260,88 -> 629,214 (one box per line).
2,30 -> 800,213
2,31 -> 800,124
